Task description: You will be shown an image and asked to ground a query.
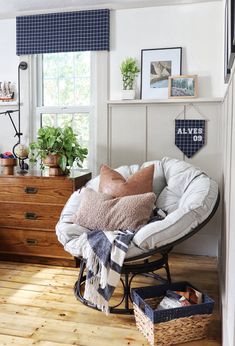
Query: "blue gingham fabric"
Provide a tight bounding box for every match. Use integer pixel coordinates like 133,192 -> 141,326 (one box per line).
75,228 -> 135,314
175,119 -> 205,158
16,9 -> 110,55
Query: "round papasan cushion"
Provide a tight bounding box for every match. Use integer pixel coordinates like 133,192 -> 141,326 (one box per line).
56,157 -> 218,260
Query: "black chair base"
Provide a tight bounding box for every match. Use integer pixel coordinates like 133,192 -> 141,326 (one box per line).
74,250 -> 172,314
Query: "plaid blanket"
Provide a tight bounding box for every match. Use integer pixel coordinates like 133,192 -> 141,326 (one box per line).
76,229 -> 135,314
75,207 -> 167,314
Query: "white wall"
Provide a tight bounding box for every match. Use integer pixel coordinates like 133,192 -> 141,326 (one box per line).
220,66 -> 235,346
110,1 -> 223,99
0,19 -> 18,83
219,0 -> 235,343
0,19 -> 21,154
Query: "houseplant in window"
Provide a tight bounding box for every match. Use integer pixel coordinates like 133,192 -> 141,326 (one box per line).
29,126 -> 88,176
120,57 -> 140,100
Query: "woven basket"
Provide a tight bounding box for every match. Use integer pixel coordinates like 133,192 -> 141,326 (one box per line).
132,282 -> 214,346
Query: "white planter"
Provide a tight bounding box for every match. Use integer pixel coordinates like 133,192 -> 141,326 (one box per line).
122,89 -> 135,100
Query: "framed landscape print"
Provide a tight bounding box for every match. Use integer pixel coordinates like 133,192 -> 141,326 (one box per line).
168,75 -> 198,98
140,47 -> 182,99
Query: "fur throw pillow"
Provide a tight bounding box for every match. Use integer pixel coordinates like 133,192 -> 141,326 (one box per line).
73,188 -> 156,232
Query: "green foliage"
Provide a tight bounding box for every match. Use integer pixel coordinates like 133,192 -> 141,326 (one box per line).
120,57 -> 140,90
29,126 -> 88,173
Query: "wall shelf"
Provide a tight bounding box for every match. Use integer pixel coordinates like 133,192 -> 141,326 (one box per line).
107,97 -> 223,105
0,101 -> 18,107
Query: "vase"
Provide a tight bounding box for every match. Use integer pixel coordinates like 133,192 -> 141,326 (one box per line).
0,158 -> 17,175
43,154 -> 64,176
122,89 -> 135,100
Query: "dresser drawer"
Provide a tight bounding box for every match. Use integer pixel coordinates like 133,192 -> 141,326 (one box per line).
0,228 -> 72,259
0,177 -> 73,204
0,172 -> 91,266
0,203 -> 63,229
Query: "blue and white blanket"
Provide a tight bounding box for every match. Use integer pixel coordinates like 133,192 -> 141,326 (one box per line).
75,208 -> 167,314
76,229 -> 135,314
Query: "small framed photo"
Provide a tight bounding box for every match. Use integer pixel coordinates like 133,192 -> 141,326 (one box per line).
168,75 -> 198,98
140,47 -> 182,99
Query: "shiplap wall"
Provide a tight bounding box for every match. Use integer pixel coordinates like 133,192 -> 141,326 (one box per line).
107,100 -> 222,256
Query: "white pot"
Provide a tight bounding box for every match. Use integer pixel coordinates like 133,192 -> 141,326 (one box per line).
122,89 -> 135,100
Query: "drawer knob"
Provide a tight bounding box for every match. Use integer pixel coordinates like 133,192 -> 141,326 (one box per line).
26,238 -> 38,245
25,212 -> 38,220
25,186 -> 38,194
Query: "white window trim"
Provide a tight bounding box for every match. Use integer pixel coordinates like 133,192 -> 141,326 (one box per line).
27,51 -> 108,175
34,52 -> 96,173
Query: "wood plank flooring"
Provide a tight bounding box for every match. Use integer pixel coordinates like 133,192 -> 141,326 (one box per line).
0,254 -> 221,346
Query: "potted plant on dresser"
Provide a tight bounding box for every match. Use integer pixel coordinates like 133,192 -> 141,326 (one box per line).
29,126 -> 88,176
120,57 -> 140,100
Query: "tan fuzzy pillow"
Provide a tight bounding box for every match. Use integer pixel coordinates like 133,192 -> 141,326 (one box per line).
99,164 -> 154,197
73,188 -> 156,232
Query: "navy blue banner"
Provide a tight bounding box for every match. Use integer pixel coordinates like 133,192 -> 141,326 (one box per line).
175,119 -> 205,158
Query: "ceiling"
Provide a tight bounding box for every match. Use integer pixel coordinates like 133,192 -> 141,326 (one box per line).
0,0 -> 221,18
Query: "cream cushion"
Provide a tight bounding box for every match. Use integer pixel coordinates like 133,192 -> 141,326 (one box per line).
56,157 -> 218,259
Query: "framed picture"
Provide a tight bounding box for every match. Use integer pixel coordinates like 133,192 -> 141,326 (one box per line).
233,0 -> 235,46
140,47 -> 182,99
225,0 -> 231,82
227,0 -> 235,69
168,75 -> 198,98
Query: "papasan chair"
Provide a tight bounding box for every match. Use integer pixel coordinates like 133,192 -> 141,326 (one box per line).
56,157 -> 219,314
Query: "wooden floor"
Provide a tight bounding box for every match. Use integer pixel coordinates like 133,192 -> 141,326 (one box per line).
0,254 -> 221,346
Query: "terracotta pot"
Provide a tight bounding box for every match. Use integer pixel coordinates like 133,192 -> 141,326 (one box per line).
0,158 -> 17,175
43,154 -> 60,167
43,154 -> 64,176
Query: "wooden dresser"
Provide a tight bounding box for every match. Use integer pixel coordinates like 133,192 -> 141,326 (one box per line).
0,171 -> 91,267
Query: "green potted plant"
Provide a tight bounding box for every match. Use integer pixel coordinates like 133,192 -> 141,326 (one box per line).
120,57 -> 140,100
29,126 -> 88,176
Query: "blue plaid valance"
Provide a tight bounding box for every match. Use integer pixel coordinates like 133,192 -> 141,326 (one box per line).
16,9 -> 110,55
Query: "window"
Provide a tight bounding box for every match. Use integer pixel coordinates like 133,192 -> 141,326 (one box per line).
36,51 -> 93,170
42,52 -> 91,107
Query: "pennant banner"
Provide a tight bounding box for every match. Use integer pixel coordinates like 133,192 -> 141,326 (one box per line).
175,119 -> 205,158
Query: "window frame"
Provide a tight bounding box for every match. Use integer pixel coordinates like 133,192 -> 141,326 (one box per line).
35,52 -> 96,172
